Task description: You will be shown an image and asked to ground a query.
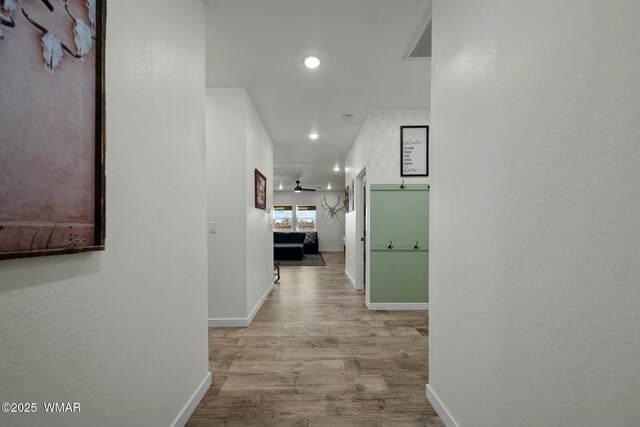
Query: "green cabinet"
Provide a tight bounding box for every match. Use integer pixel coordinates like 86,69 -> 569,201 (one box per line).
369,184 -> 429,304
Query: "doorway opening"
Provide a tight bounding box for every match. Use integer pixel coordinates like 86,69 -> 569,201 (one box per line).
355,168 -> 367,292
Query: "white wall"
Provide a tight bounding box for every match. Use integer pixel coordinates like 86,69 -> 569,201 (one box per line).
0,1 -> 210,426
344,110 -> 430,287
207,88 -> 274,325
245,94 -> 275,318
428,1 -> 640,426
273,191 -> 346,252
206,89 -> 248,319
346,110 -> 431,187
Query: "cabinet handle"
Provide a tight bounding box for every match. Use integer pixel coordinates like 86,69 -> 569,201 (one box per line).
388,241 -> 394,249
414,241 -> 420,249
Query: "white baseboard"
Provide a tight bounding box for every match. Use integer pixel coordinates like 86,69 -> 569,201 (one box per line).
208,317 -> 249,327
345,269 -> 357,288
171,372 -> 211,427
426,384 -> 458,427
208,281 -> 275,328
366,302 -> 429,310
247,281 -> 275,324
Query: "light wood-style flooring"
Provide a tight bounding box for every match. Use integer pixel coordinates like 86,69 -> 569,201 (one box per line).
187,252 -> 442,427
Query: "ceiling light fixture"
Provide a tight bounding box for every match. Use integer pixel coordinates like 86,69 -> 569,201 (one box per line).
309,133 -> 319,140
303,55 -> 321,69
279,183 -> 283,190
327,183 -> 332,190
334,166 -> 340,172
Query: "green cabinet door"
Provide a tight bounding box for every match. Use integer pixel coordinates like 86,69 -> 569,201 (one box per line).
369,251 -> 428,303
369,184 -> 429,304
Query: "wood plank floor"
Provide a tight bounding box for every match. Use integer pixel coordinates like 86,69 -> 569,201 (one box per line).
187,252 -> 443,427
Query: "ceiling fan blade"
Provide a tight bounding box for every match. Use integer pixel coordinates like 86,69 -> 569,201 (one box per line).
293,180 -> 316,192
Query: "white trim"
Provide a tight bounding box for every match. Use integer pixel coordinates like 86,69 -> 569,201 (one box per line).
355,168 -> 367,291
366,302 -> 429,310
170,372 -> 211,427
345,269 -> 357,288
426,384 -> 459,427
208,281 -> 275,328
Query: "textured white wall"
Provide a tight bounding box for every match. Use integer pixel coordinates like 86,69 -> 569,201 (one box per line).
207,88 -> 248,319
0,1 -> 209,426
352,110 -> 431,186
206,88 -> 274,323
244,93 -> 275,317
429,1 -> 640,426
344,110 -> 430,287
273,191 -> 346,252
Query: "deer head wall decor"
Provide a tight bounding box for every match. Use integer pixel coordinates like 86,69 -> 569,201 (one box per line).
321,195 -> 346,229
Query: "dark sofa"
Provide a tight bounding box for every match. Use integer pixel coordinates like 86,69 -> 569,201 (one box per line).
273,232 -> 319,260
273,232 -> 305,260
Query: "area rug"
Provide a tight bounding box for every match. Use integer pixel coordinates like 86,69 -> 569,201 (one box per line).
278,253 -> 326,266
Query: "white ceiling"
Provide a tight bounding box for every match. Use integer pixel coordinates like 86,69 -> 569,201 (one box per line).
204,0 -> 431,191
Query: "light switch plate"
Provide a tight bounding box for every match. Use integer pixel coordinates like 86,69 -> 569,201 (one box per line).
209,222 -> 216,233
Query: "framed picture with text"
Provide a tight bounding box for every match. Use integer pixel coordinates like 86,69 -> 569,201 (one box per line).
401,126 -> 429,177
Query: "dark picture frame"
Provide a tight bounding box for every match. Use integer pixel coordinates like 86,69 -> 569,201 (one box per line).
255,169 -> 267,210
344,185 -> 350,213
0,0 -> 106,261
400,125 -> 429,177
349,179 -> 354,212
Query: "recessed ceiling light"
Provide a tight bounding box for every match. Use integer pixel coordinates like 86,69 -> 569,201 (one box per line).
334,166 -> 340,172
309,133 -> 319,140
303,55 -> 321,69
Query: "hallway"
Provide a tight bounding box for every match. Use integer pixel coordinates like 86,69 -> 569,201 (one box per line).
187,252 -> 443,426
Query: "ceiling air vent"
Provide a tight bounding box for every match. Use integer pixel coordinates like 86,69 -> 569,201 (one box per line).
404,7 -> 432,59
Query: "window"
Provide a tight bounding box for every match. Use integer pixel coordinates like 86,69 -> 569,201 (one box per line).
273,206 -> 293,231
296,205 -> 316,231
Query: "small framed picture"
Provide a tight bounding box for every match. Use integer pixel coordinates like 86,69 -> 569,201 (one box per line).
254,169 -> 267,210
401,126 -> 429,177
344,186 -> 350,213
349,179 -> 354,212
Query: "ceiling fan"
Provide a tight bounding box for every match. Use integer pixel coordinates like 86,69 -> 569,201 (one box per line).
294,180 -> 316,193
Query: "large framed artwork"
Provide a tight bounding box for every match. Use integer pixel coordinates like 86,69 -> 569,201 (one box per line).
254,169 -> 266,210
0,0 -> 106,260
401,126 -> 429,177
